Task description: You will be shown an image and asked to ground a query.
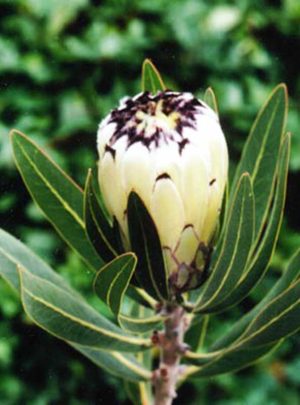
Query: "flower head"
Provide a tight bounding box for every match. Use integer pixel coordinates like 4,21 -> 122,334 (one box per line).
97,91 -> 228,291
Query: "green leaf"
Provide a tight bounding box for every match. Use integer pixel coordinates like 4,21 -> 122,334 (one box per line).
231,84 -> 288,241
0,229 -> 151,377
217,182 -> 229,240
93,253 -> 137,316
211,247 -> 300,351
186,341 -> 279,378
194,173 -> 254,313
199,278 -> 299,362
126,285 -> 157,309
11,130 -> 102,270
236,278 -> 300,347
189,253 -> 300,376
90,166 -> 112,221
118,308 -> 164,334
84,169 -> 123,262
203,87 -> 219,114
127,192 -> 169,302
208,135 -> 290,312
185,314 -> 209,352
123,305 -> 153,403
118,293 -> 163,334
19,266 -> 151,352
91,250 -> 165,336
124,376 -> 153,405
0,228 -> 72,293
141,59 -> 166,93
124,380 -> 150,405
72,344 -> 151,383
124,351 -> 153,404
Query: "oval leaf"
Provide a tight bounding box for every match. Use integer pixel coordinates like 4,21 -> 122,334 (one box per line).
0,228 -> 73,293
211,246 -> 300,351
94,253 -> 137,315
84,170 -> 123,262
118,295 -> 163,335
186,341 -> 278,378
72,344 -> 151,382
11,130 -> 102,270
195,173 -> 254,313
231,84 -> 288,241
237,278 -> 300,347
118,313 -> 163,334
0,229 -> 151,378
118,301 -> 163,334
208,135 -> 290,312
19,266 -> 150,352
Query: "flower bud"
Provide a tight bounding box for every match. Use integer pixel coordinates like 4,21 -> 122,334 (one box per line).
97,91 -> 228,291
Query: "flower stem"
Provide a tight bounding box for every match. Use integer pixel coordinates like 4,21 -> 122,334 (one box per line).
152,304 -> 188,405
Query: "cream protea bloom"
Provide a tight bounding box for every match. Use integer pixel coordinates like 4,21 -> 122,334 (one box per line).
97,91 -> 228,291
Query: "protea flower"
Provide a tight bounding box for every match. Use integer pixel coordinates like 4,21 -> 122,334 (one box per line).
97,91 -> 228,292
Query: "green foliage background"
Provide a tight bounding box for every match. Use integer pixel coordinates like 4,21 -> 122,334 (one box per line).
0,0 -> 299,404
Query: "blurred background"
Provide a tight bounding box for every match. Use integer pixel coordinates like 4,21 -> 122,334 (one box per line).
0,0 -> 300,404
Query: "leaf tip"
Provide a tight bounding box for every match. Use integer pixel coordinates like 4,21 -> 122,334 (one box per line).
272,83 -> 288,107
141,58 -> 166,93
241,171 -> 251,181
9,129 -> 22,145
142,58 -> 152,67
84,168 -> 93,190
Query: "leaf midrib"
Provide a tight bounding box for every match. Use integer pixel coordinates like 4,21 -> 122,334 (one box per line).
16,139 -> 84,228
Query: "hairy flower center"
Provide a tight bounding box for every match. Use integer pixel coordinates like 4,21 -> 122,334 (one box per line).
107,91 -> 205,150
135,100 -> 180,137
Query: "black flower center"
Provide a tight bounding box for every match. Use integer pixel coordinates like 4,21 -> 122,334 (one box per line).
107,91 -> 204,150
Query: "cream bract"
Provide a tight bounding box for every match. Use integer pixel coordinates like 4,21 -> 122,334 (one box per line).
97,91 -> 228,290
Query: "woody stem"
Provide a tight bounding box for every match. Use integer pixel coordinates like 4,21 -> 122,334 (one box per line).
152,304 -> 187,405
